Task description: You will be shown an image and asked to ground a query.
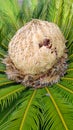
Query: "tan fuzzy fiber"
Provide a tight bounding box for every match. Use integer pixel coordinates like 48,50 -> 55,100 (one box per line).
3,19 -> 68,88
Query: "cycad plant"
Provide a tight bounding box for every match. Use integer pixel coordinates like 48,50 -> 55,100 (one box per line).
0,0 -> 73,130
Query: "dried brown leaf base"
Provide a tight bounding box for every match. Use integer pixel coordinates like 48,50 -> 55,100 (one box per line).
3,51 -> 68,88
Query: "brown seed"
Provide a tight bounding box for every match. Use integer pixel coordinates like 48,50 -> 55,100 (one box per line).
48,44 -> 52,49
43,39 -> 50,46
39,43 -> 43,48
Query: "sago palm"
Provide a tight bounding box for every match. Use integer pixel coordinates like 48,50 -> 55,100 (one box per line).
0,0 -> 73,130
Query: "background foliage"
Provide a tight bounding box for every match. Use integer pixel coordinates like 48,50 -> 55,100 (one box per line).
0,0 -> 73,130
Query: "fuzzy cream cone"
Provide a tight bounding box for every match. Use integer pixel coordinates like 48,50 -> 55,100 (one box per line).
3,19 -> 68,88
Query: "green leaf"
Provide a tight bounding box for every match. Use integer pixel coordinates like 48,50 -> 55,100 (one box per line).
0,0 -> 73,130
32,0 -> 46,19
45,87 -> 73,130
0,84 -> 24,110
0,89 -> 43,130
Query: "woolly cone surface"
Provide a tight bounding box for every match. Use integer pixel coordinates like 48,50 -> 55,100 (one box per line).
4,19 -> 68,88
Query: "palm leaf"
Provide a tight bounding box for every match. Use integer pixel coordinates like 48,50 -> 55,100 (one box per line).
0,84 -> 24,110
0,0 -> 73,130
44,87 -> 73,130
0,89 -> 43,130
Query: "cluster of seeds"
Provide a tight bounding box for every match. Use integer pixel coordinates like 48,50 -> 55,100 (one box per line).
39,38 -> 58,55
3,19 -> 68,88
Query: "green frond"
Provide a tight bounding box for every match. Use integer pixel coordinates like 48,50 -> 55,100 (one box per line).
21,0 -> 33,22
0,89 -> 43,130
68,43 -> 73,56
0,84 -> 24,110
65,70 -> 73,78
0,63 -> 6,72
32,0 -> 46,19
67,68 -> 73,72
57,83 -> 73,95
0,0 -> 73,130
45,87 -> 73,130
68,62 -> 73,68
0,48 -> 7,57
58,79 -> 73,92
0,0 -> 20,29
0,42 -> 8,50
39,0 -> 50,20
0,77 -> 14,87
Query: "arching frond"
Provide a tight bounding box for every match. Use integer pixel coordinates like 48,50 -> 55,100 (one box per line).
44,87 -> 73,130
0,89 -> 44,130
0,0 -> 73,130
0,84 -> 25,110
